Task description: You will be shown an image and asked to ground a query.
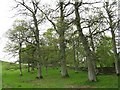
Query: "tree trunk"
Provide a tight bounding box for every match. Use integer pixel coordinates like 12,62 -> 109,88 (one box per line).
74,2 -> 96,81
33,14 -> 43,79
31,61 -> 34,73
46,66 -> 48,76
87,58 -> 96,81
19,42 -> 22,76
60,34 -> 69,77
89,27 -> 98,74
111,30 -> 120,75
19,61 -> 22,76
59,2 -> 69,77
37,62 -> 43,79
81,34 -> 96,81
73,40 -> 79,72
28,61 -> 30,72
61,64 -> 69,77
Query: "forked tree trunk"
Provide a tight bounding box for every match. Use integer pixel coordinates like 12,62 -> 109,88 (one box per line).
33,13 -> 43,79
74,2 -> 96,81
82,36 -> 96,81
59,1 -> 69,77
82,36 -> 96,82
89,27 -> 97,72
105,1 -> 120,75
15,0 -> 43,78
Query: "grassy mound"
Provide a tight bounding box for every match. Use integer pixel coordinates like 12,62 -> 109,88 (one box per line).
2,61 -> 118,88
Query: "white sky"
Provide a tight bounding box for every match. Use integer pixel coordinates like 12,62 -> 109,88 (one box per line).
0,0 -> 16,62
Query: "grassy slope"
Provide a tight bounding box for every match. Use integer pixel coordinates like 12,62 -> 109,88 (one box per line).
2,61 -> 118,88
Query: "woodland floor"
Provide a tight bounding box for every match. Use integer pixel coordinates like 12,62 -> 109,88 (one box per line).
1,62 -> 119,88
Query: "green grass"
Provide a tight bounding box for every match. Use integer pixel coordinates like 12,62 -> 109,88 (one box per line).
2,61 -> 119,88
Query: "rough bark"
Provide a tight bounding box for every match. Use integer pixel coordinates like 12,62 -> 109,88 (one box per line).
59,2 -> 69,77
33,14 -> 43,79
89,27 -> 98,74
111,30 -> 120,75
59,34 -> 69,77
80,32 -> 96,81
74,2 -> 96,81
37,62 -> 43,79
